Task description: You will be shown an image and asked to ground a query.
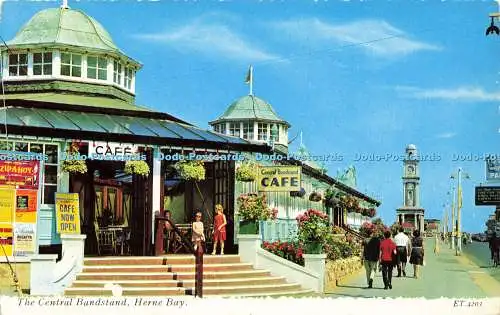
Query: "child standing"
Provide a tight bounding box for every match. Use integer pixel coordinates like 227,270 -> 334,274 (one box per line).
192,212 -> 205,251
212,204 -> 227,255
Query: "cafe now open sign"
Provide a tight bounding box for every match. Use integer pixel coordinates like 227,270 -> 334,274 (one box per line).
257,166 -> 301,192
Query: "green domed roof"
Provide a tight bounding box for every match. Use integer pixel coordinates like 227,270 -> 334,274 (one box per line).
7,7 -> 123,55
212,95 -> 289,126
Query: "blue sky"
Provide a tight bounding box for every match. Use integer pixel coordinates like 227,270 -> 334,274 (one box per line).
1,0 -> 499,233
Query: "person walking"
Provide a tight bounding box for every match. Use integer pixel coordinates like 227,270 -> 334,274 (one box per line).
211,204 -> 227,255
434,233 -> 440,255
379,230 -> 397,290
362,230 -> 381,288
409,230 -> 424,278
394,226 -> 411,277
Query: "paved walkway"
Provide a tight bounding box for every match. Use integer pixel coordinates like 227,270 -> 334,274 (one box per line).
326,238 -> 500,298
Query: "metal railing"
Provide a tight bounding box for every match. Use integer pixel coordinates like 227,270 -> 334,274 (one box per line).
164,218 -> 203,298
260,218 -> 298,242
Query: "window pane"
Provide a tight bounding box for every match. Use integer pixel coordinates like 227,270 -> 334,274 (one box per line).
33,65 -> 42,75
61,65 -> 70,76
98,69 -> 107,80
45,144 -> 58,163
8,54 -> 17,64
43,64 -> 52,75
9,66 -> 17,76
98,57 -> 107,67
87,56 -> 97,67
44,165 -> 57,184
43,185 -> 57,205
33,53 -> 42,63
44,53 -> 52,63
19,54 -> 27,64
0,142 -> 13,151
72,66 -> 81,77
19,66 -> 27,76
61,53 -> 71,64
30,143 -> 43,153
87,68 -> 96,79
72,54 -> 82,65
15,142 -> 28,152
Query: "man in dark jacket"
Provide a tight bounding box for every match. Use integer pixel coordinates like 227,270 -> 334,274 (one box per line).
363,230 -> 381,288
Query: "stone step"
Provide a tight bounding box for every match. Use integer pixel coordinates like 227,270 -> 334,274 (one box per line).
64,287 -> 187,296
76,270 -> 272,281
197,283 -> 303,295
83,255 -> 240,266
71,276 -> 287,288
82,263 -> 253,273
204,289 -> 315,297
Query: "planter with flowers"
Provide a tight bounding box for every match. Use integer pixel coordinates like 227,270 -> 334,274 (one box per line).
124,160 -> 150,177
236,162 -> 258,182
261,240 -> 304,266
296,209 -> 329,254
309,192 -> 323,202
290,187 -> 306,198
237,193 -> 273,234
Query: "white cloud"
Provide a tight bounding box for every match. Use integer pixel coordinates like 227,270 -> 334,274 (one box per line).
396,86 -> 500,101
272,18 -> 440,57
134,16 -> 278,62
435,132 -> 457,139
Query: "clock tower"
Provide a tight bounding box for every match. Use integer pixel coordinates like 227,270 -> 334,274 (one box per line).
396,144 -> 425,233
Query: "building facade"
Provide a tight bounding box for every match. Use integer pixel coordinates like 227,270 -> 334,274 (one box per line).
209,86 -> 381,241
0,4 -> 269,259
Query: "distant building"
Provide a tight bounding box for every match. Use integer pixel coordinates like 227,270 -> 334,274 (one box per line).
396,144 -> 425,233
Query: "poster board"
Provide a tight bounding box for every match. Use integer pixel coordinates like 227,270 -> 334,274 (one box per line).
55,193 -> 81,234
0,187 -> 15,257
0,156 -> 41,258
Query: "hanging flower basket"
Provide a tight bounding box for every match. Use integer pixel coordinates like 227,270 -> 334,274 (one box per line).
61,141 -> 87,174
235,162 -> 258,182
239,220 -> 260,234
368,208 -> 376,218
175,160 -> 205,181
124,160 -> 150,177
309,192 -> 322,202
323,188 -> 338,207
290,187 -> 306,198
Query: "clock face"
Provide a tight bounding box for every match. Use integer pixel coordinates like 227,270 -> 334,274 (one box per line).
407,165 -> 415,175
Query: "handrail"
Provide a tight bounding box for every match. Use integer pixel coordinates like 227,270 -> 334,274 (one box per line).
343,224 -> 364,241
164,218 -> 203,298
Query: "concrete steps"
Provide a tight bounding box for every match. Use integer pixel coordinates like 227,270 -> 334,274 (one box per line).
65,255 -> 313,297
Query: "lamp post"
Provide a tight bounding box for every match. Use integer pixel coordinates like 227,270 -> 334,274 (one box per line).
449,186 -> 456,250
451,168 -> 470,256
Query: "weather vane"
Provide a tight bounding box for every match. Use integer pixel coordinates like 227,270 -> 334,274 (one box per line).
486,0 -> 500,36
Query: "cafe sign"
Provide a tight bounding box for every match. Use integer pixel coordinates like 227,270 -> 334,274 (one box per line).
257,166 -> 301,192
89,141 -> 138,156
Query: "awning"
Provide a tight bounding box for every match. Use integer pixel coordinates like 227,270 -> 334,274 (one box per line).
0,106 -> 270,152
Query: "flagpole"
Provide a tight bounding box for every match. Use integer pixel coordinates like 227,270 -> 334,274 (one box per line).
249,66 -> 253,96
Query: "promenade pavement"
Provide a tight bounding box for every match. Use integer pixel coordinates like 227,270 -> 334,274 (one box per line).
326,238 -> 500,298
